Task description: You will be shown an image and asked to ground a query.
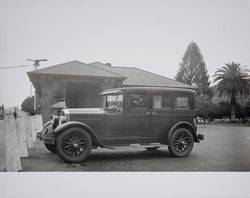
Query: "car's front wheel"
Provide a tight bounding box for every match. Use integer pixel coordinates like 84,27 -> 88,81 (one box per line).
168,128 -> 194,157
56,127 -> 92,163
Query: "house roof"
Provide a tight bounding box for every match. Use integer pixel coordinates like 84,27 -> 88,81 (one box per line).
27,60 -> 195,89
28,60 -> 125,79
90,62 -> 195,89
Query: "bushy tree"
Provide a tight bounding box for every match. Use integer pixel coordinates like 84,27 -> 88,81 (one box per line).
175,42 -> 212,97
213,62 -> 250,120
195,99 -> 242,120
241,100 -> 250,118
217,101 -> 241,119
21,96 -> 35,115
195,96 -> 218,120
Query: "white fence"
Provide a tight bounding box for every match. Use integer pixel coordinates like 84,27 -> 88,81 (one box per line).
0,114 -> 43,172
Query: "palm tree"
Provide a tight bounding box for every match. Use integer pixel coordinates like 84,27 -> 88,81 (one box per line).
213,62 -> 250,120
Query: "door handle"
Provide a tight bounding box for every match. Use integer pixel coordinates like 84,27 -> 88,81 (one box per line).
151,112 -> 157,115
146,112 -> 150,115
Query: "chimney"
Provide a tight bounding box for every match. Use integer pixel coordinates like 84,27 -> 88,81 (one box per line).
105,63 -> 111,66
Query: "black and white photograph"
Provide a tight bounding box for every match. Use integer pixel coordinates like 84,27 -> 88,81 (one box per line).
0,0 -> 250,197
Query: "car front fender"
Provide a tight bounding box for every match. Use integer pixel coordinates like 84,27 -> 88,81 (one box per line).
54,121 -> 108,148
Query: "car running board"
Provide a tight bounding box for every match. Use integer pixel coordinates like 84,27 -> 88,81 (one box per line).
109,143 -> 168,150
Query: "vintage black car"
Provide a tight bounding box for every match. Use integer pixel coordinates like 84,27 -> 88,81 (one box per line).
37,87 -> 204,163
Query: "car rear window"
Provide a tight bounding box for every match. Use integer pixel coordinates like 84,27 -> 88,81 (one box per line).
173,94 -> 190,109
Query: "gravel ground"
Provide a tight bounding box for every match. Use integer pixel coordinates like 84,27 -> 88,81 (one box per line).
21,125 -> 250,171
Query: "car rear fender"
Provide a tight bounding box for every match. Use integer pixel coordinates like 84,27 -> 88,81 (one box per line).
167,121 -> 199,143
54,121 -> 108,148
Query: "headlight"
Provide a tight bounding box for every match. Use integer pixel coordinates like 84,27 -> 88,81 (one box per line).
60,114 -> 67,124
59,109 -> 69,124
51,114 -> 59,129
50,114 -> 56,120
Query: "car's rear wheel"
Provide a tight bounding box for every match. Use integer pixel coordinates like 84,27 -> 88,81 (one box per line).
44,143 -> 56,153
168,128 -> 194,157
146,147 -> 159,151
56,127 -> 92,163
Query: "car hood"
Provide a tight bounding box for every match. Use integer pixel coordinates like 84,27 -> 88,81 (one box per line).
64,108 -> 105,115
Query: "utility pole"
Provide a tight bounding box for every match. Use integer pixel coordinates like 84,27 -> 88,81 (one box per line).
27,59 -> 47,112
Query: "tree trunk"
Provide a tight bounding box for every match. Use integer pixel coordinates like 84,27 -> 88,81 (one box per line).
230,92 -> 236,120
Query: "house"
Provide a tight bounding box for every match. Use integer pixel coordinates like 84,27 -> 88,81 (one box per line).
27,60 -> 195,123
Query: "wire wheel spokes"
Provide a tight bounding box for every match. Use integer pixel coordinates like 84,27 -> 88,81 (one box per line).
173,132 -> 190,152
62,133 -> 87,156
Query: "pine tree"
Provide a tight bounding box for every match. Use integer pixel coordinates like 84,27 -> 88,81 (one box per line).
175,42 -> 212,97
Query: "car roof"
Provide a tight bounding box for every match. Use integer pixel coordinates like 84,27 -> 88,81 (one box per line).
100,87 -> 196,95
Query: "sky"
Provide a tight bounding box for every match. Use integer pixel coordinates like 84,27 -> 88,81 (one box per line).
0,0 -> 250,108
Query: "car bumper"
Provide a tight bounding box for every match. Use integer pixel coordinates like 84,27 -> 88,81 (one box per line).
37,132 -> 56,145
37,121 -> 56,145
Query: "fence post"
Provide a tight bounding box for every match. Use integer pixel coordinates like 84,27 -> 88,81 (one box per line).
31,115 -> 43,142
0,120 -> 6,171
15,116 -> 28,157
5,115 -> 22,172
0,104 -> 4,120
25,116 -> 33,148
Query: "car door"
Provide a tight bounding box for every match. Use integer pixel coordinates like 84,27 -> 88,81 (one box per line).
102,90 -> 151,145
149,91 -> 173,142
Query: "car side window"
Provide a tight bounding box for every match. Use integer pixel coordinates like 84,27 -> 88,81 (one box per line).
127,93 -> 147,109
106,94 -> 123,109
173,93 -> 190,109
153,94 -> 172,109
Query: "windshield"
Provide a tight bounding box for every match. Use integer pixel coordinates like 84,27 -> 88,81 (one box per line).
106,94 -> 123,110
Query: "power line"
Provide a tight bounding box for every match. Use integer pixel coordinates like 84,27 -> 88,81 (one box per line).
0,64 -> 33,70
